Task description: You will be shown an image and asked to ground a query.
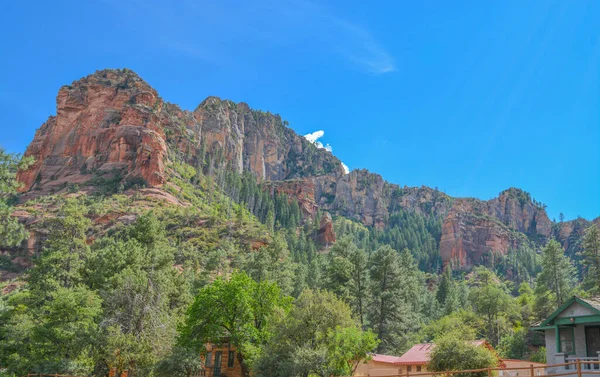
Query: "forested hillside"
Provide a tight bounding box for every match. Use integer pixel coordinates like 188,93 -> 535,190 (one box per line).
1,69 -> 599,377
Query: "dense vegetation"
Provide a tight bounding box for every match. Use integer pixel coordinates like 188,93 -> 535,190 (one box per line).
1,147 -> 599,377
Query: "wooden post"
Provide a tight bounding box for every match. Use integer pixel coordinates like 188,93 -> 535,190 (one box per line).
487,366 -> 491,377
530,363 -> 534,377
577,359 -> 582,377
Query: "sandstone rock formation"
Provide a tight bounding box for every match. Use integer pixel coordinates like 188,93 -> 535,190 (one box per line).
438,188 -> 553,268
18,69 -> 344,197
316,212 -> 336,246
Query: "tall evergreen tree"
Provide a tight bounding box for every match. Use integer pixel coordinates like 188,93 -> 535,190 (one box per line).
368,245 -> 416,353
582,225 -> 600,294
437,266 -> 452,305
535,240 -> 576,308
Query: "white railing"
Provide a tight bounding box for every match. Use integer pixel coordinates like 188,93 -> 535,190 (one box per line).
566,357 -> 600,371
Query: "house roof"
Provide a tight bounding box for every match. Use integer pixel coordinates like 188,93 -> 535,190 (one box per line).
395,340 -> 493,365
581,297 -> 600,311
395,343 -> 434,365
371,354 -> 402,364
534,296 -> 600,329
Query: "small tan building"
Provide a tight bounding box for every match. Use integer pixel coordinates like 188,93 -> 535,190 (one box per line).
354,354 -> 403,376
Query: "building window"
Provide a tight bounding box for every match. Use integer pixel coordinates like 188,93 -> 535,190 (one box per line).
408,366 -> 412,372
205,351 -> 213,368
559,327 -> 575,354
228,351 -> 235,367
417,366 -> 422,372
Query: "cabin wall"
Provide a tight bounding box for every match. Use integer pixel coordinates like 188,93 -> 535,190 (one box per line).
545,329 -> 556,365
575,325 -> 587,357
354,361 -> 401,376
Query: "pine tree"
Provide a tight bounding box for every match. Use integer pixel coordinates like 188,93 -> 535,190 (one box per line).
582,225 -> 600,294
437,267 -> 452,305
535,240 -> 576,307
368,245 -> 414,353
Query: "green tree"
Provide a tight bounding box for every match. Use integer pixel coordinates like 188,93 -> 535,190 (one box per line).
368,246 -> 421,353
535,240 -> 576,308
324,237 -> 370,326
253,289 -> 377,377
498,326 -> 528,360
421,310 -> 481,342
427,333 -> 498,377
0,285 -> 102,375
179,272 -> 291,377
437,267 -> 452,305
469,267 -> 517,346
244,235 -> 295,295
28,199 -> 91,294
581,225 -> 600,294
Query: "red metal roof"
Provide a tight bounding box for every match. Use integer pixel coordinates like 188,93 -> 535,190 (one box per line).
371,354 -> 403,364
395,343 -> 434,365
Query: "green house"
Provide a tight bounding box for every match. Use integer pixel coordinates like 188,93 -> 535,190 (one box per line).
531,296 -> 600,372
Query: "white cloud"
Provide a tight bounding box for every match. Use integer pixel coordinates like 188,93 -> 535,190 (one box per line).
304,130 -> 333,152
341,162 -> 350,174
304,130 -> 348,174
304,130 -> 324,144
304,130 -> 333,153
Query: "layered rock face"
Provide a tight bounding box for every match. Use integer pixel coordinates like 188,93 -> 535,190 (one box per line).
18,70 -> 171,193
313,170 -> 453,228
192,97 -> 345,181
438,189 -> 554,268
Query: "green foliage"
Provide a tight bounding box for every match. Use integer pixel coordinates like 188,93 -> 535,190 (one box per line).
0,210 -> 191,376
498,326 -> 528,360
154,346 -> 203,377
0,286 -> 102,376
422,310 -> 481,342
253,289 -> 378,377
0,148 -> 33,248
495,245 -> 540,290
530,347 -> 547,363
468,267 -> 518,346
369,246 -> 426,353
324,236 -> 370,326
534,240 -> 576,311
335,208 -> 443,272
581,225 -> 600,294
427,333 -> 498,377
242,235 -> 296,296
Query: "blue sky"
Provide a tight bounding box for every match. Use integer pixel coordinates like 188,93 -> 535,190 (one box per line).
1,0 -> 598,220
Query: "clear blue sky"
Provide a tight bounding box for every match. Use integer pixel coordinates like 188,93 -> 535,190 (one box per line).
1,0 -> 598,220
